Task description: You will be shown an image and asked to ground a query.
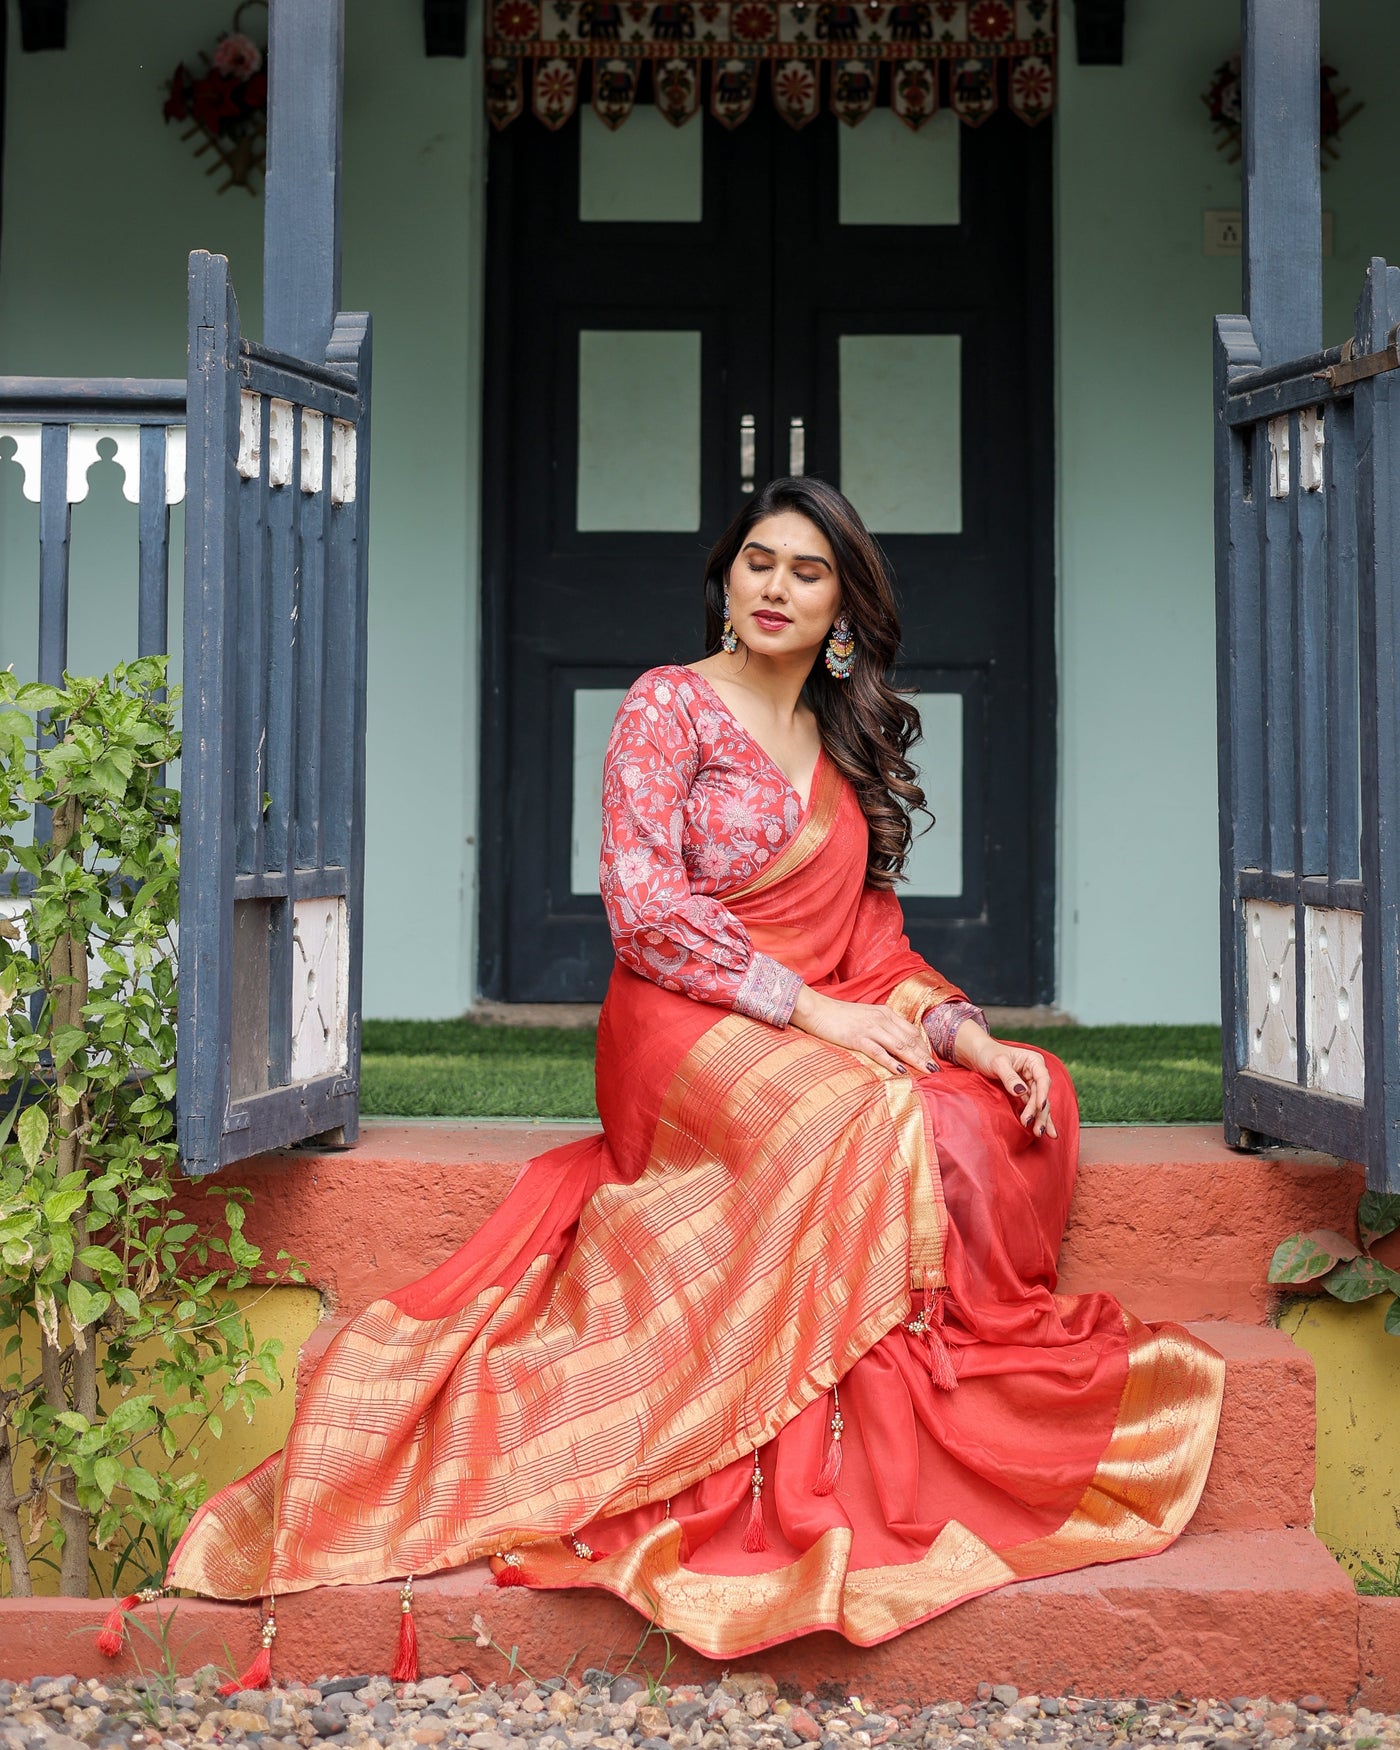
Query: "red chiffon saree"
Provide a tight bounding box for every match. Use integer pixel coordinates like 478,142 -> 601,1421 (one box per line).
168,670 -> 1223,1656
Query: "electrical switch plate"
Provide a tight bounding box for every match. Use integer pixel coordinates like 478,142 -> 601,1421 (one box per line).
1205,209 -> 1333,257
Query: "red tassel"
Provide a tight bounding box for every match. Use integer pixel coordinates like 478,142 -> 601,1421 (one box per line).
219,1599 -> 276,1695
96,1588 -> 163,1659
96,1595 -> 140,1658
908,1287 -> 960,1391
813,1391 -> 844,1496
390,1577 -> 419,1683
741,1455 -> 769,1553
925,1326 -> 959,1391
492,1552 -> 527,1587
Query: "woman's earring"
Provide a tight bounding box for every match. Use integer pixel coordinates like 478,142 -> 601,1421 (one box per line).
825,614 -> 856,680
721,588 -> 739,654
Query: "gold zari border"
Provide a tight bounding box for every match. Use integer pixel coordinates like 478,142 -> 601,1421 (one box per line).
517,1315 -> 1225,1656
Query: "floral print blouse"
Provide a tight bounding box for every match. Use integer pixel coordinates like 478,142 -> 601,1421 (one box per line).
598,666 -> 988,1054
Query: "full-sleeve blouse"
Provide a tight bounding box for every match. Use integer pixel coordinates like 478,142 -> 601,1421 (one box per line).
598,665 -> 988,1051
598,667 -> 805,1026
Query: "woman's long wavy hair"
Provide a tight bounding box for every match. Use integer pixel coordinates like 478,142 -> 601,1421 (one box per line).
702,476 -> 926,888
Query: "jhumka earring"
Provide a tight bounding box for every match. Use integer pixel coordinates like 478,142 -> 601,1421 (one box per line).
721,587 -> 740,654
825,613 -> 856,679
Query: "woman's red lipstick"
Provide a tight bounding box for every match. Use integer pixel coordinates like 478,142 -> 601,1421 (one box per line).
752,611 -> 791,629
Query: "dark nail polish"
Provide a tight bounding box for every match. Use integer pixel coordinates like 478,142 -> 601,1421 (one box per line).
895,1064 -> 907,1074
926,1060 -> 939,1074
1015,1082 -> 1029,1096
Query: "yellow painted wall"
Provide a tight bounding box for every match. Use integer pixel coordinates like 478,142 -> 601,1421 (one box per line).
1280,1295 -> 1400,1583
5,1285 -> 322,1596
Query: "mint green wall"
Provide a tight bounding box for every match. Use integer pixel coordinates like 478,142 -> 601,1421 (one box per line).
1055,0 -> 1400,1022
0,0 -> 484,1019
5,2 -> 1398,1023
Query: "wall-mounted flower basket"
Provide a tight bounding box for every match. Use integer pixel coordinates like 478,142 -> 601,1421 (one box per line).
1203,50 -> 1362,167
163,1 -> 269,196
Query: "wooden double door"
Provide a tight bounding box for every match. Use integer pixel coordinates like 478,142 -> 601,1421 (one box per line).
480,99 -> 1053,1005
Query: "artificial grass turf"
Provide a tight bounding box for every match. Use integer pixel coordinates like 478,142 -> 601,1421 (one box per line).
360,1018 -> 1224,1126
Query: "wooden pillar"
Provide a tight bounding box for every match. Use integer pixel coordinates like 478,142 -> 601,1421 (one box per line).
263,0 -> 344,363
1241,0 -> 1322,366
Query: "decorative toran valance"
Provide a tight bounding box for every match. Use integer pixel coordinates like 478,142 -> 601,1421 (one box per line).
485,0 -> 1055,132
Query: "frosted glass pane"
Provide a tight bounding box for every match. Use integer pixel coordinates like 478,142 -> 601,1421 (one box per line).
578,329 -> 702,531
838,110 -> 959,227
839,333 -> 961,534
902,692 -> 963,897
572,687 -> 629,893
580,104 -> 703,223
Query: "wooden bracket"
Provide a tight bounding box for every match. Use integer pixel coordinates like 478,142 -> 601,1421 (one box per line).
1074,0 -> 1124,65
18,0 -> 67,51
424,0 -> 469,56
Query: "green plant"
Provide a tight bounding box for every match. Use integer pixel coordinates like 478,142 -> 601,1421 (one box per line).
0,661 -> 299,1598
1268,1190 -> 1400,1334
1346,1549 -> 1400,1597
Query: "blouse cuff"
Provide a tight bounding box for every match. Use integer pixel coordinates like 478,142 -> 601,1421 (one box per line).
734,952 -> 804,1028
924,999 -> 988,1062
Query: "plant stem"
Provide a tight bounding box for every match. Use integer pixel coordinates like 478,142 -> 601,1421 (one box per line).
50,792 -> 95,1596
0,1420 -> 33,1595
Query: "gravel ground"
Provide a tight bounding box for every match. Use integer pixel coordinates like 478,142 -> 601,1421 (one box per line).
3,1670 -> 1399,1750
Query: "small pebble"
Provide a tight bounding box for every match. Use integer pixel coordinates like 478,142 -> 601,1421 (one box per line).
0,1669 -> 1388,1750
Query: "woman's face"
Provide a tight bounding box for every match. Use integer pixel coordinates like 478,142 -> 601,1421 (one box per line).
726,510 -> 842,664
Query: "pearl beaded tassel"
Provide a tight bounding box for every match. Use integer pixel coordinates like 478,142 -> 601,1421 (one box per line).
814,1385 -> 845,1495
95,1586 -> 164,1659
219,1597 -> 276,1694
741,1451 -> 770,1553
390,1575 -> 419,1683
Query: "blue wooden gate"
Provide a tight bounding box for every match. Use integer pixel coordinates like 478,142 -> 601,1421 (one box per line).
0,247 -> 372,1178
2,3 -> 368,1177
178,251 -> 372,1177
1216,259 -> 1400,1193
1214,0 -> 1400,1190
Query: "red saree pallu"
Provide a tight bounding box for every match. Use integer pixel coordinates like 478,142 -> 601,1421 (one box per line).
167,752 -> 1225,1654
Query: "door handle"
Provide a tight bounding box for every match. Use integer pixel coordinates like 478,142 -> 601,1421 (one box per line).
740,414 -> 756,494
788,416 -> 805,477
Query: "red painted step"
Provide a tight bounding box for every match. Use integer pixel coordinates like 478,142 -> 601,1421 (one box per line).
211,1124 -> 1361,1327
9,1125 -> 1352,1702
4,1531 -> 1387,1709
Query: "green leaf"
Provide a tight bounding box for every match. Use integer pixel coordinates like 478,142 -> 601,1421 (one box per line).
125,1466 -> 159,1503
105,1396 -> 155,1437
1385,1296 -> 1400,1336
66,1279 -> 110,1329
93,1456 -> 123,1499
1324,1257 -> 1400,1302
77,1244 -> 123,1278
1267,1229 -> 1359,1284
113,1286 -> 140,1318
1359,1191 -> 1400,1247
42,1186 -> 87,1225
17,1104 -> 48,1170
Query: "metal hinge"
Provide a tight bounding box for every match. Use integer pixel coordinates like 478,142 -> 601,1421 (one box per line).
1315,327 -> 1400,389
223,1107 -> 251,1134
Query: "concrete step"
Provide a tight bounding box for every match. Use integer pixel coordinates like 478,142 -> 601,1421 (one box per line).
8,1530 -> 1385,1707
216,1123 -> 1362,1327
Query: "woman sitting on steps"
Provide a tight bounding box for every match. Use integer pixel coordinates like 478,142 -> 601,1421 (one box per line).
167,476 -> 1224,1662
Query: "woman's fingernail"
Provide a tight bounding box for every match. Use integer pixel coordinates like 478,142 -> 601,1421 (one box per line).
895,1065 -> 907,1074
926,1060 -> 939,1074
1015,1082 -> 1029,1096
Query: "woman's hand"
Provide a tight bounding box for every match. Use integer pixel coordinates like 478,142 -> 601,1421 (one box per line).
952,1021 -> 1058,1138
790,986 -> 936,1078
